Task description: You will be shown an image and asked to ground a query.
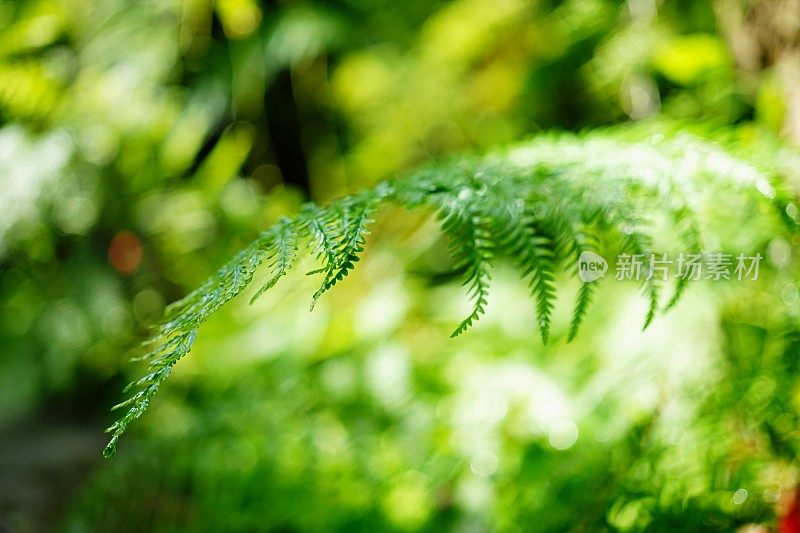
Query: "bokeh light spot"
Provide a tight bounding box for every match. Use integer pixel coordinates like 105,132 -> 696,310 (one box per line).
108,231 -> 143,275
548,421 -> 579,450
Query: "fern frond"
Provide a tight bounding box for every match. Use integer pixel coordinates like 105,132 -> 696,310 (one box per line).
105,126 -> 798,456
539,203 -> 583,265
620,221 -> 659,330
660,166 -> 705,311
663,205 -> 703,311
491,200 -> 556,343
532,197 -> 603,342
105,226 -> 285,458
250,217 -> 299,304
436,190 -> 494,337
104,329 -> 197,458
568,282 -> 595,342
309,192 -> 380,307
302,204 -> 340,281
568,227 -> 602,342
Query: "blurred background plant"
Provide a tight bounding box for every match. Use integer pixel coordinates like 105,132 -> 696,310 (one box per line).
2,0 -> 800,531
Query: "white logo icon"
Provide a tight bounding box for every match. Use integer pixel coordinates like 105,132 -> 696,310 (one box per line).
577,251 -> 607,282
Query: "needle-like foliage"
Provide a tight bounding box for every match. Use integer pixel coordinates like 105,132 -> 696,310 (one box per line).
104,126 -> 794,457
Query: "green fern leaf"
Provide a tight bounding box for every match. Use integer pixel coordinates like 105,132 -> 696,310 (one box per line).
104,126 -> 797,457
436,191 -> 494,338
250,217 -> 299,304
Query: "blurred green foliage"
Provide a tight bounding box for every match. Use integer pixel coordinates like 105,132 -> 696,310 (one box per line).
2,0 -> 800,531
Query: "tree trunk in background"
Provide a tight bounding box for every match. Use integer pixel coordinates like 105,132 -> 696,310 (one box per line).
715,0 -> 800,143
264,68 -> 311,195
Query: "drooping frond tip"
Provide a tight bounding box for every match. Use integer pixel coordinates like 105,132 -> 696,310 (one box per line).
105,126 -> 794,456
